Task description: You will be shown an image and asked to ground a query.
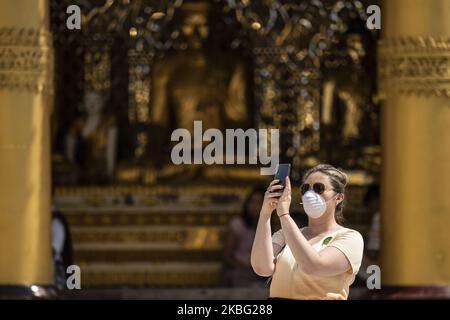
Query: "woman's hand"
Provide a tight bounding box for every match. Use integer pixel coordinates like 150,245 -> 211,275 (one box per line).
276,177 -> 292,216
261,179 -> 284,217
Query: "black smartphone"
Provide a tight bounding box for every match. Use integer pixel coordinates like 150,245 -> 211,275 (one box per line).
274,163 -> 291,191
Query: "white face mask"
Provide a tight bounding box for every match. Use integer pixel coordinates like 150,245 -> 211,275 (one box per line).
301,190 -> 327,219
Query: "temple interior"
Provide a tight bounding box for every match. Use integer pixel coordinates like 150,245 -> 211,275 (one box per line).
1,0 -> 449,300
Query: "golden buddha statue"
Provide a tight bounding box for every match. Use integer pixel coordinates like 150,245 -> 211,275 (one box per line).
65,91 -> 118,184
321,28 -> 376,168
322,34 -> 367,142
149,1 -> 250,180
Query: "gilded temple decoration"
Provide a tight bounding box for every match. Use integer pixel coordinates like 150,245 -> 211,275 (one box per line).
379,36 -> 450,99
227,0 -> 377,177
0,28 -> 53,93
50,0 -> 380,183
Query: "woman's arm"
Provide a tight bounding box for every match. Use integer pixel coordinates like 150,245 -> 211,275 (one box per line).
251,212 -> 274,276
250,180 -> 284,277
277,178 -> 351,277
279,215 -> 350,276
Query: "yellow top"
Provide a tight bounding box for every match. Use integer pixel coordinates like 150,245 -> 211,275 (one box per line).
270,227 -> 364,300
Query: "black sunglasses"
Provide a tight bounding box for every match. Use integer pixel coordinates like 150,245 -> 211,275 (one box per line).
300,182 -> 327,195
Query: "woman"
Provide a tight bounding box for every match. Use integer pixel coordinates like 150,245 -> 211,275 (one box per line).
221,186 -> 267,287
251,164 -> 364,300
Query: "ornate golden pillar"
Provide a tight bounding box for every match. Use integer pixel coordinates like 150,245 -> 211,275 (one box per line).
0,0 -> 54,296
378,0 -> 450,296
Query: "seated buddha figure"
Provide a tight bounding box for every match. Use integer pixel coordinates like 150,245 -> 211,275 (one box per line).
149,1 -> 250,180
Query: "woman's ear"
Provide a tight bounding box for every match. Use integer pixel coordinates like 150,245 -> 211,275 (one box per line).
336,193 -> 344,205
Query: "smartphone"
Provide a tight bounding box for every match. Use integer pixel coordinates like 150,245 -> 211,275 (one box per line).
274,163 -> 291,191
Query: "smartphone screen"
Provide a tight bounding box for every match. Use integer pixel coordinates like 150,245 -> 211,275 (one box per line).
274,164 -> 291,190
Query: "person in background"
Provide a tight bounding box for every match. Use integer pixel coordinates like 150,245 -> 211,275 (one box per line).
221,186 -> 267,287
52,205 -> 74,290
357,185 -> 380,283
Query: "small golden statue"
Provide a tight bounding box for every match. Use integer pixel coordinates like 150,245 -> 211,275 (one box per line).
321,30 -> 376,168
65,91 -> 118,184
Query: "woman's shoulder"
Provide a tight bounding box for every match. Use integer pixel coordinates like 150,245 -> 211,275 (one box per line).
337,226 -> 362,234
333,227 -> 364,245
336,226 -> 363,236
